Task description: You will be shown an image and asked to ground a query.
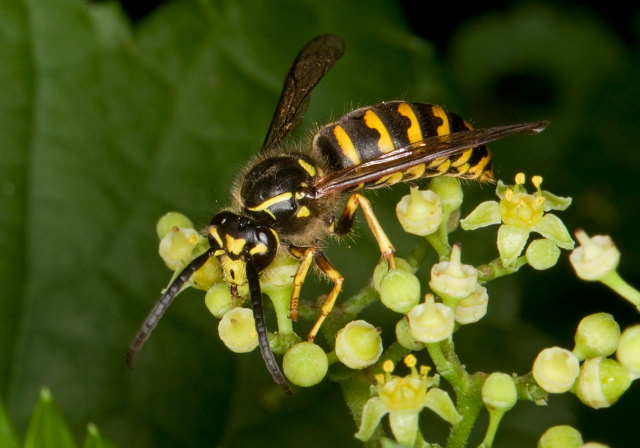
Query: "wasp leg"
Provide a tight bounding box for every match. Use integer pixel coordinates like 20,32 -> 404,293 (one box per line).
332,193 -> 396,269
289,245 -> 344,342
308,250 -> 344,343
288,245 -> 316,321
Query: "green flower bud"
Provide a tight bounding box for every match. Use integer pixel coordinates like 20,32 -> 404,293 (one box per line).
407,294 -> 455,343
260,254 -> 299,292
428,176 -> 463,215
335,320 -> 383,369
573,313 -> 620,361
482,372 -> 518,412
447,208 -> 461,234
396,185 -> 443,236
379,269 -> 421,313
538,425 -> 584,448
156,212 -> 194,239
617,325 -> 640,376
395,317 -> 424,351
533,347 -> 580,393
454,284 -> 488,325
205,283 -> 233,318
283,342 -> 328,387
158,227 -> 201,270
429,243 -> 478,301
218,307 -> 258,353
569,230 -> 620,281
190,256 -> 223,291
373,257 -> 412,292
574,357 -> 632,409
526,239 -> 561,270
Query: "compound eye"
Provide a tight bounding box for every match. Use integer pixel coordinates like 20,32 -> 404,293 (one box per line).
252,228 -> 278,272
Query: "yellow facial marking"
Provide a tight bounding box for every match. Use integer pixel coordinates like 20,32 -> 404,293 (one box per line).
298,159 -> 316,177
208,227 -> 223,247
333,125 -> 360,164
364,109 -> 394,153
247,192 -> 293,219
249,243 -> 268,255
431,105 -> 450,136
220,257 -> 247,285
296,206 -> 311,218
397,103 -> 423,143
225,234 -> 247,255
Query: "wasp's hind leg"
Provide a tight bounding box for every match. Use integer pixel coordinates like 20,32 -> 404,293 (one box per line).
332,193 -> 396,269
289,245 -> 344,342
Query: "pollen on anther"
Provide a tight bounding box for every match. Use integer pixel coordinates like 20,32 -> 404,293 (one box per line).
382,360 -> 395,373
515,173 -> 525,185
404,354 -> 417,368
505,189 -> 514,201
532,175 -> 543,189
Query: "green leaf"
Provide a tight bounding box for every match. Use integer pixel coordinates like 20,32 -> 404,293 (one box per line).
83,424 -> 119,448
24,389 -> 77,448
0,394 -> 19,448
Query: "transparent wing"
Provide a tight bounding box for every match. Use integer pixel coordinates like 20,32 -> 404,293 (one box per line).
312,120 -> 550,197
261,34 -> 345,153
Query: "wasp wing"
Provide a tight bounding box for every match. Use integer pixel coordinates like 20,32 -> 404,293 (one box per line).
261,34 -> 345,153
313,120 -> 550,197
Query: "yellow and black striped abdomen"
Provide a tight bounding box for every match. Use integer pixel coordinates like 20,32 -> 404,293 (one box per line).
312,101 -> 493,188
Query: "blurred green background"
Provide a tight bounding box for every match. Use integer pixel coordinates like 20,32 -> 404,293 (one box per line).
1,0 -> 639,446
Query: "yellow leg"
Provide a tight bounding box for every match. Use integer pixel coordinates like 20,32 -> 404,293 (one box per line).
288,246 -> 315,321
306,251 -> 343,343
335,193 -> 396,269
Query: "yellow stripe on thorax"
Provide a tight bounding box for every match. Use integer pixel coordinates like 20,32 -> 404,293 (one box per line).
333,125 -> 360,164
246,191 -> 293,220
364,109 -> 394,153
431,105 -> 450,136
397,103 -> 423,143
298,159 -> 316,177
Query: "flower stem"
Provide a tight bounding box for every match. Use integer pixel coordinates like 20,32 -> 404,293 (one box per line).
264,287 -> 294,335
600,270 -> 640,312
477,256 -> 527,282
426,232 -> 451,259
479,408 -> 505,448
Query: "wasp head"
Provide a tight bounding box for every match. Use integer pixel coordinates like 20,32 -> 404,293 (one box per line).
207,211 -> 279,287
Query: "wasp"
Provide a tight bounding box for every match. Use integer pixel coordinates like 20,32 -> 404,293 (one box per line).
127,34 -> 549,395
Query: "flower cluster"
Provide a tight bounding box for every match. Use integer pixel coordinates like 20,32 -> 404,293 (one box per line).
532,313 -> 639,408
355,355 -> 460,446
149,171 -> 639,447
461,173 -> 574,267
